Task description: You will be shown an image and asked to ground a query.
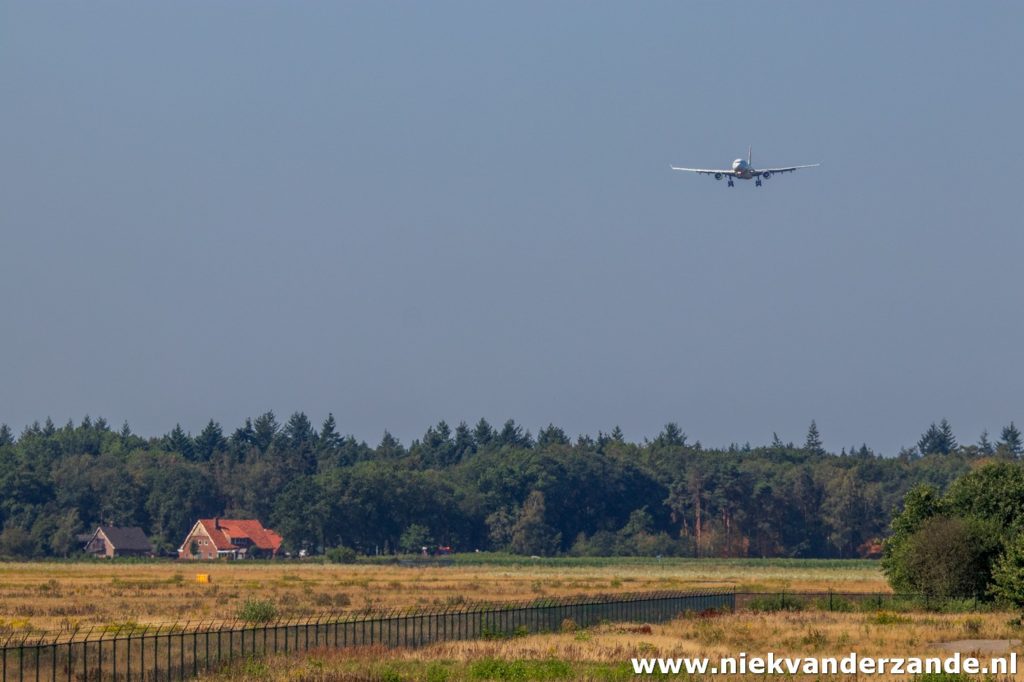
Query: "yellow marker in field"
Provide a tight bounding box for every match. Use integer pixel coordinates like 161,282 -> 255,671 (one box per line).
196,574 -> 211,584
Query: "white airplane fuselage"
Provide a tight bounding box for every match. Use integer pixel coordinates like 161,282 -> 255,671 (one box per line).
731,158 -> 756,179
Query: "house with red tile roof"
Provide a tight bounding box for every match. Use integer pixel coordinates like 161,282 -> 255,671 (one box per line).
177,518 -> 283,560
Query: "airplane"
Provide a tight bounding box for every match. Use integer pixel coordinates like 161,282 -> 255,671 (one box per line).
671,146 -> 819,187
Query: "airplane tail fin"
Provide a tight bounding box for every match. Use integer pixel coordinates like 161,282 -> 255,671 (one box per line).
748,145 -> 752,166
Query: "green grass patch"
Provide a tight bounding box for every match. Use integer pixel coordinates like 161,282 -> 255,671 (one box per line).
469,658 -> 573,681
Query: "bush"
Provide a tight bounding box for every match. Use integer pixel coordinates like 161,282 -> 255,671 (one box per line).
325,546 -> 358,564
990,532 -> 1024,609
887,516 -> 1000,598
237,598 -> 277,623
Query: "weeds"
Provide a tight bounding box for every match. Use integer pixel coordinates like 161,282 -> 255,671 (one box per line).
238,598 -> 278,623
468,658 -> 572,681
961,617 -> 983,635
869,611 -> 912,625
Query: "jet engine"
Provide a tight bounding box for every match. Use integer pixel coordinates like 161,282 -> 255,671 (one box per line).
714,173 -> 722,180
761,171 -> 772,179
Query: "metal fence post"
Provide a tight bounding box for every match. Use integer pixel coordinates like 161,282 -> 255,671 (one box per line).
124,630 -> 132,682
110,630 -> 117,682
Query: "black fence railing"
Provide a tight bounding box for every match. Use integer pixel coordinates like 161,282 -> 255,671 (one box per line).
732,590 -> 988,613
0,590 -> 732,682
0,589 -> 993,681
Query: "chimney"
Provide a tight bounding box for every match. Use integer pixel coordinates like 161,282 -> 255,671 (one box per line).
214,517 -> 221,530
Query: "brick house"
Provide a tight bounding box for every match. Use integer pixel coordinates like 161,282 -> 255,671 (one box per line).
177,518 -> 283,560
84,526 -> 153,558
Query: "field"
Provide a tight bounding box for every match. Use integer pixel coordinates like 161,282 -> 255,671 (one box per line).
0,556 -> 884,632
8,557 -> 1020,681
202,609 -> 1024,681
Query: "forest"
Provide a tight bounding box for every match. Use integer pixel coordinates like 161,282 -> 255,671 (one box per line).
0,414 -> 1020,559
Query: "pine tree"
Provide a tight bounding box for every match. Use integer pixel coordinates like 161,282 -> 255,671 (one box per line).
771,432 -> 785,449
0,424 -> 13,446
611,426 -> 625,443
318,413 -> 343,450
918,419 -> 957,455
252,411 -> 279,452
576,433 -> 595,448
1000,422 -> 1023,457
497,419 -> 531,448
230,418 -> 256,451
164,424 -> 195,460
978,430 -> 995,455
377,430 -> 404,458
194,420 -> 227,461
654,423 -> 686,448
473,418 -> 494,448
938,419 -> 958,452
536,424 -> 570,448
804,420 -> 825,455
453,421 -> 476,460
282,412 -> 315,448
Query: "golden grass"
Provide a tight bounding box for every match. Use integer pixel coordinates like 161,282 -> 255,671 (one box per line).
0,559 -> 885,632
205,610 -> 1024,681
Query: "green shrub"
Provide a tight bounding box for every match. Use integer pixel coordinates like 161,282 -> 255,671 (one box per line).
237,598 -> 277,623
899,517 -> 1001,598
325,546 -> 358,564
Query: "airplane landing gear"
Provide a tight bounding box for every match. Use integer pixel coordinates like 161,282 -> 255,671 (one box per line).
755,179 -> 762,187
727,179 -> 735,187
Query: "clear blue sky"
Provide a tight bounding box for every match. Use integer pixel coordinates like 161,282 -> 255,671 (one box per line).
2,2 -> 1022,454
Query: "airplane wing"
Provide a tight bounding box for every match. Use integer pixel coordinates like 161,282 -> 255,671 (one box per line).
670,166 -> 734,176
758,163 -> 820,175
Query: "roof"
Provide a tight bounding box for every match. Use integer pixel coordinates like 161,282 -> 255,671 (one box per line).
197,519 -> 283,553
97,526 -> 152,552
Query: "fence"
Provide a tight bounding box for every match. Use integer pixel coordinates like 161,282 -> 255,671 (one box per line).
732,590 -> 987,613
0,590 -> 732,682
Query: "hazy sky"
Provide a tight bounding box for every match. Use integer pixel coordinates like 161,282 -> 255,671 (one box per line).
2,2 -> 1022,454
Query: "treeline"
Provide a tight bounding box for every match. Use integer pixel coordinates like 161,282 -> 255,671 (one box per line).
0,415 -> 1021,559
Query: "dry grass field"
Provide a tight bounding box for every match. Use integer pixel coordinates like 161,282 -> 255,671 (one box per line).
6,558 -> 1022,681
0,557 -> 883,632
203,609 -> 1024,681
